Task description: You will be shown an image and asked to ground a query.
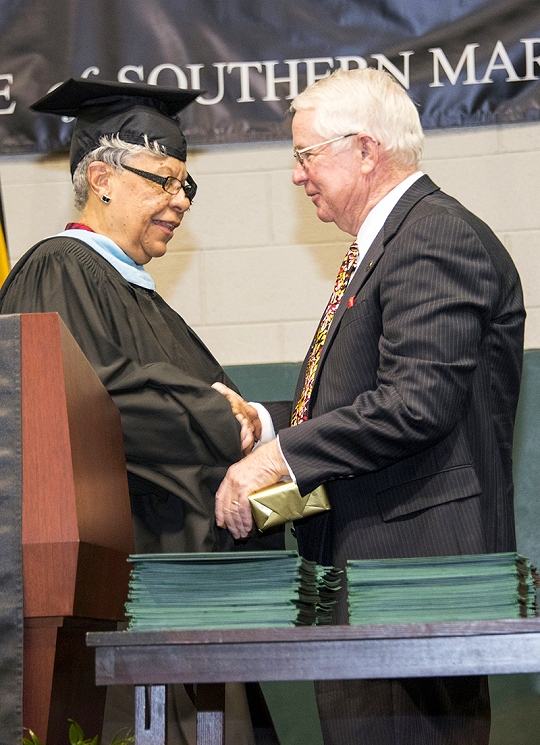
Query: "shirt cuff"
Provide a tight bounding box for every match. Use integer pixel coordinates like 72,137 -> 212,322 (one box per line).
249,402 -> 275,445
276,433 -> 297,484
250,403 -> 297,482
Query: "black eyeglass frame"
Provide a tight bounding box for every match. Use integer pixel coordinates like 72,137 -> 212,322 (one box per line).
122,164 -> 197,202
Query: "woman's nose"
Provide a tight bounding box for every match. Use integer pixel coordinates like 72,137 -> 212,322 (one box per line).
170,189 -> 191,212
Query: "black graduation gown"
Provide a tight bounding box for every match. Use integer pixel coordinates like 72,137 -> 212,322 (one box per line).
0,235 -> 244,552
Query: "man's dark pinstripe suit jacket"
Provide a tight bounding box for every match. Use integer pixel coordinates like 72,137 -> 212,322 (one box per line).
274,174 -> 525,574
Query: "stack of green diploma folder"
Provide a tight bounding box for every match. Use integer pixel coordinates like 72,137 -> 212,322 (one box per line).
125,550 -> 342,631
347,552 -> 539,625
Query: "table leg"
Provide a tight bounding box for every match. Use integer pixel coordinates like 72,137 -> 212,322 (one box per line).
195,684 -> 225,745
135,685 -> 166,745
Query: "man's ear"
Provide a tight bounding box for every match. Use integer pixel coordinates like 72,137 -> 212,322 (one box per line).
86,161 -> 111,199
357,135 -> 380,174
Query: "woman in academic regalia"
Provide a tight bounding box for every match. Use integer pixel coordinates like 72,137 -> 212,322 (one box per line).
0,78 -> 279,745
0,77 -> 268,556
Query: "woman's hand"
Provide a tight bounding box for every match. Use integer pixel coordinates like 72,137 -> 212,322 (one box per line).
212,381 -> 263,443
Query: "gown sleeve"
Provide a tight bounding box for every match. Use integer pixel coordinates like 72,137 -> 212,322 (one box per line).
0,238 -> 243,470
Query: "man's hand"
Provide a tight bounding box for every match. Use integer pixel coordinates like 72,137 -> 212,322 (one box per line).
236,413 -> 255,455
212,381 -> 263,443
215,439 -> 289,539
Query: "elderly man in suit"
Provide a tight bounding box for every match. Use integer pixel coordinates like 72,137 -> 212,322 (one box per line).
215,68 -> 525,744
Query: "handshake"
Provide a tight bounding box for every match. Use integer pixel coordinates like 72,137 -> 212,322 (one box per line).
211,380 -> 291,539
212,380 -> 263,455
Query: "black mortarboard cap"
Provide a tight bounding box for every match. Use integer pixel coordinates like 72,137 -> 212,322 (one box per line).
30,77 -> 202,176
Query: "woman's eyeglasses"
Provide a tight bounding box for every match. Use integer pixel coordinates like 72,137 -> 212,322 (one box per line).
122,164 -> 197,202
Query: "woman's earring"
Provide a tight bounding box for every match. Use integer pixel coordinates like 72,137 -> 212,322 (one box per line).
101,195 -> 111,204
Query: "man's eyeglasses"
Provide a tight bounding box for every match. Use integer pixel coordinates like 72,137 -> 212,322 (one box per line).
122,164 -> 197,203
293,133 -> 357,167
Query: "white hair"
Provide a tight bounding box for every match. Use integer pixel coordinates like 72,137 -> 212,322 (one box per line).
72,134 -> 168,212
290,67 -> 424,168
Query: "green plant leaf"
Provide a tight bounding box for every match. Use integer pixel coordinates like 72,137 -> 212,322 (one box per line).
22,728 -> 41,745
110,729 -> 134,745
22,720 -> 107,745
68,719 -> 85,745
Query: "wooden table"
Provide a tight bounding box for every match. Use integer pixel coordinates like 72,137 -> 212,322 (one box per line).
87,618 -> 540,745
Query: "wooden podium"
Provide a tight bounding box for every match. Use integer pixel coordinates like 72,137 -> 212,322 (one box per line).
19,313 -> 134,743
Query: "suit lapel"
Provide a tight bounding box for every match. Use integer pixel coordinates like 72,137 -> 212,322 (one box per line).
321,228 -> 385,353
382,174 -> 439,243
305,175 -> 440,410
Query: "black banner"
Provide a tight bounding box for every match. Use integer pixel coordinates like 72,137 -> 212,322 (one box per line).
0,0 -> 540,157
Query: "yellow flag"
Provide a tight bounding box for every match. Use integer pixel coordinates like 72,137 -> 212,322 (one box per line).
0,177 -> 10,285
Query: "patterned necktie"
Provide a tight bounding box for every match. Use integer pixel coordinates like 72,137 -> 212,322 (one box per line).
291,241 -> 359,426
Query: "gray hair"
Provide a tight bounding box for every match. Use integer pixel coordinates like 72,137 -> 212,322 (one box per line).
290,68 -> 424,168
72,134 -> 169,211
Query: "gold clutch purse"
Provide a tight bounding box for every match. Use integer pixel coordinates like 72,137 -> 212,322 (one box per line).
248,480 -> 330,532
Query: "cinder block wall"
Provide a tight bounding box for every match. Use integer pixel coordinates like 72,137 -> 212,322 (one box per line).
1,120 -> 539,363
